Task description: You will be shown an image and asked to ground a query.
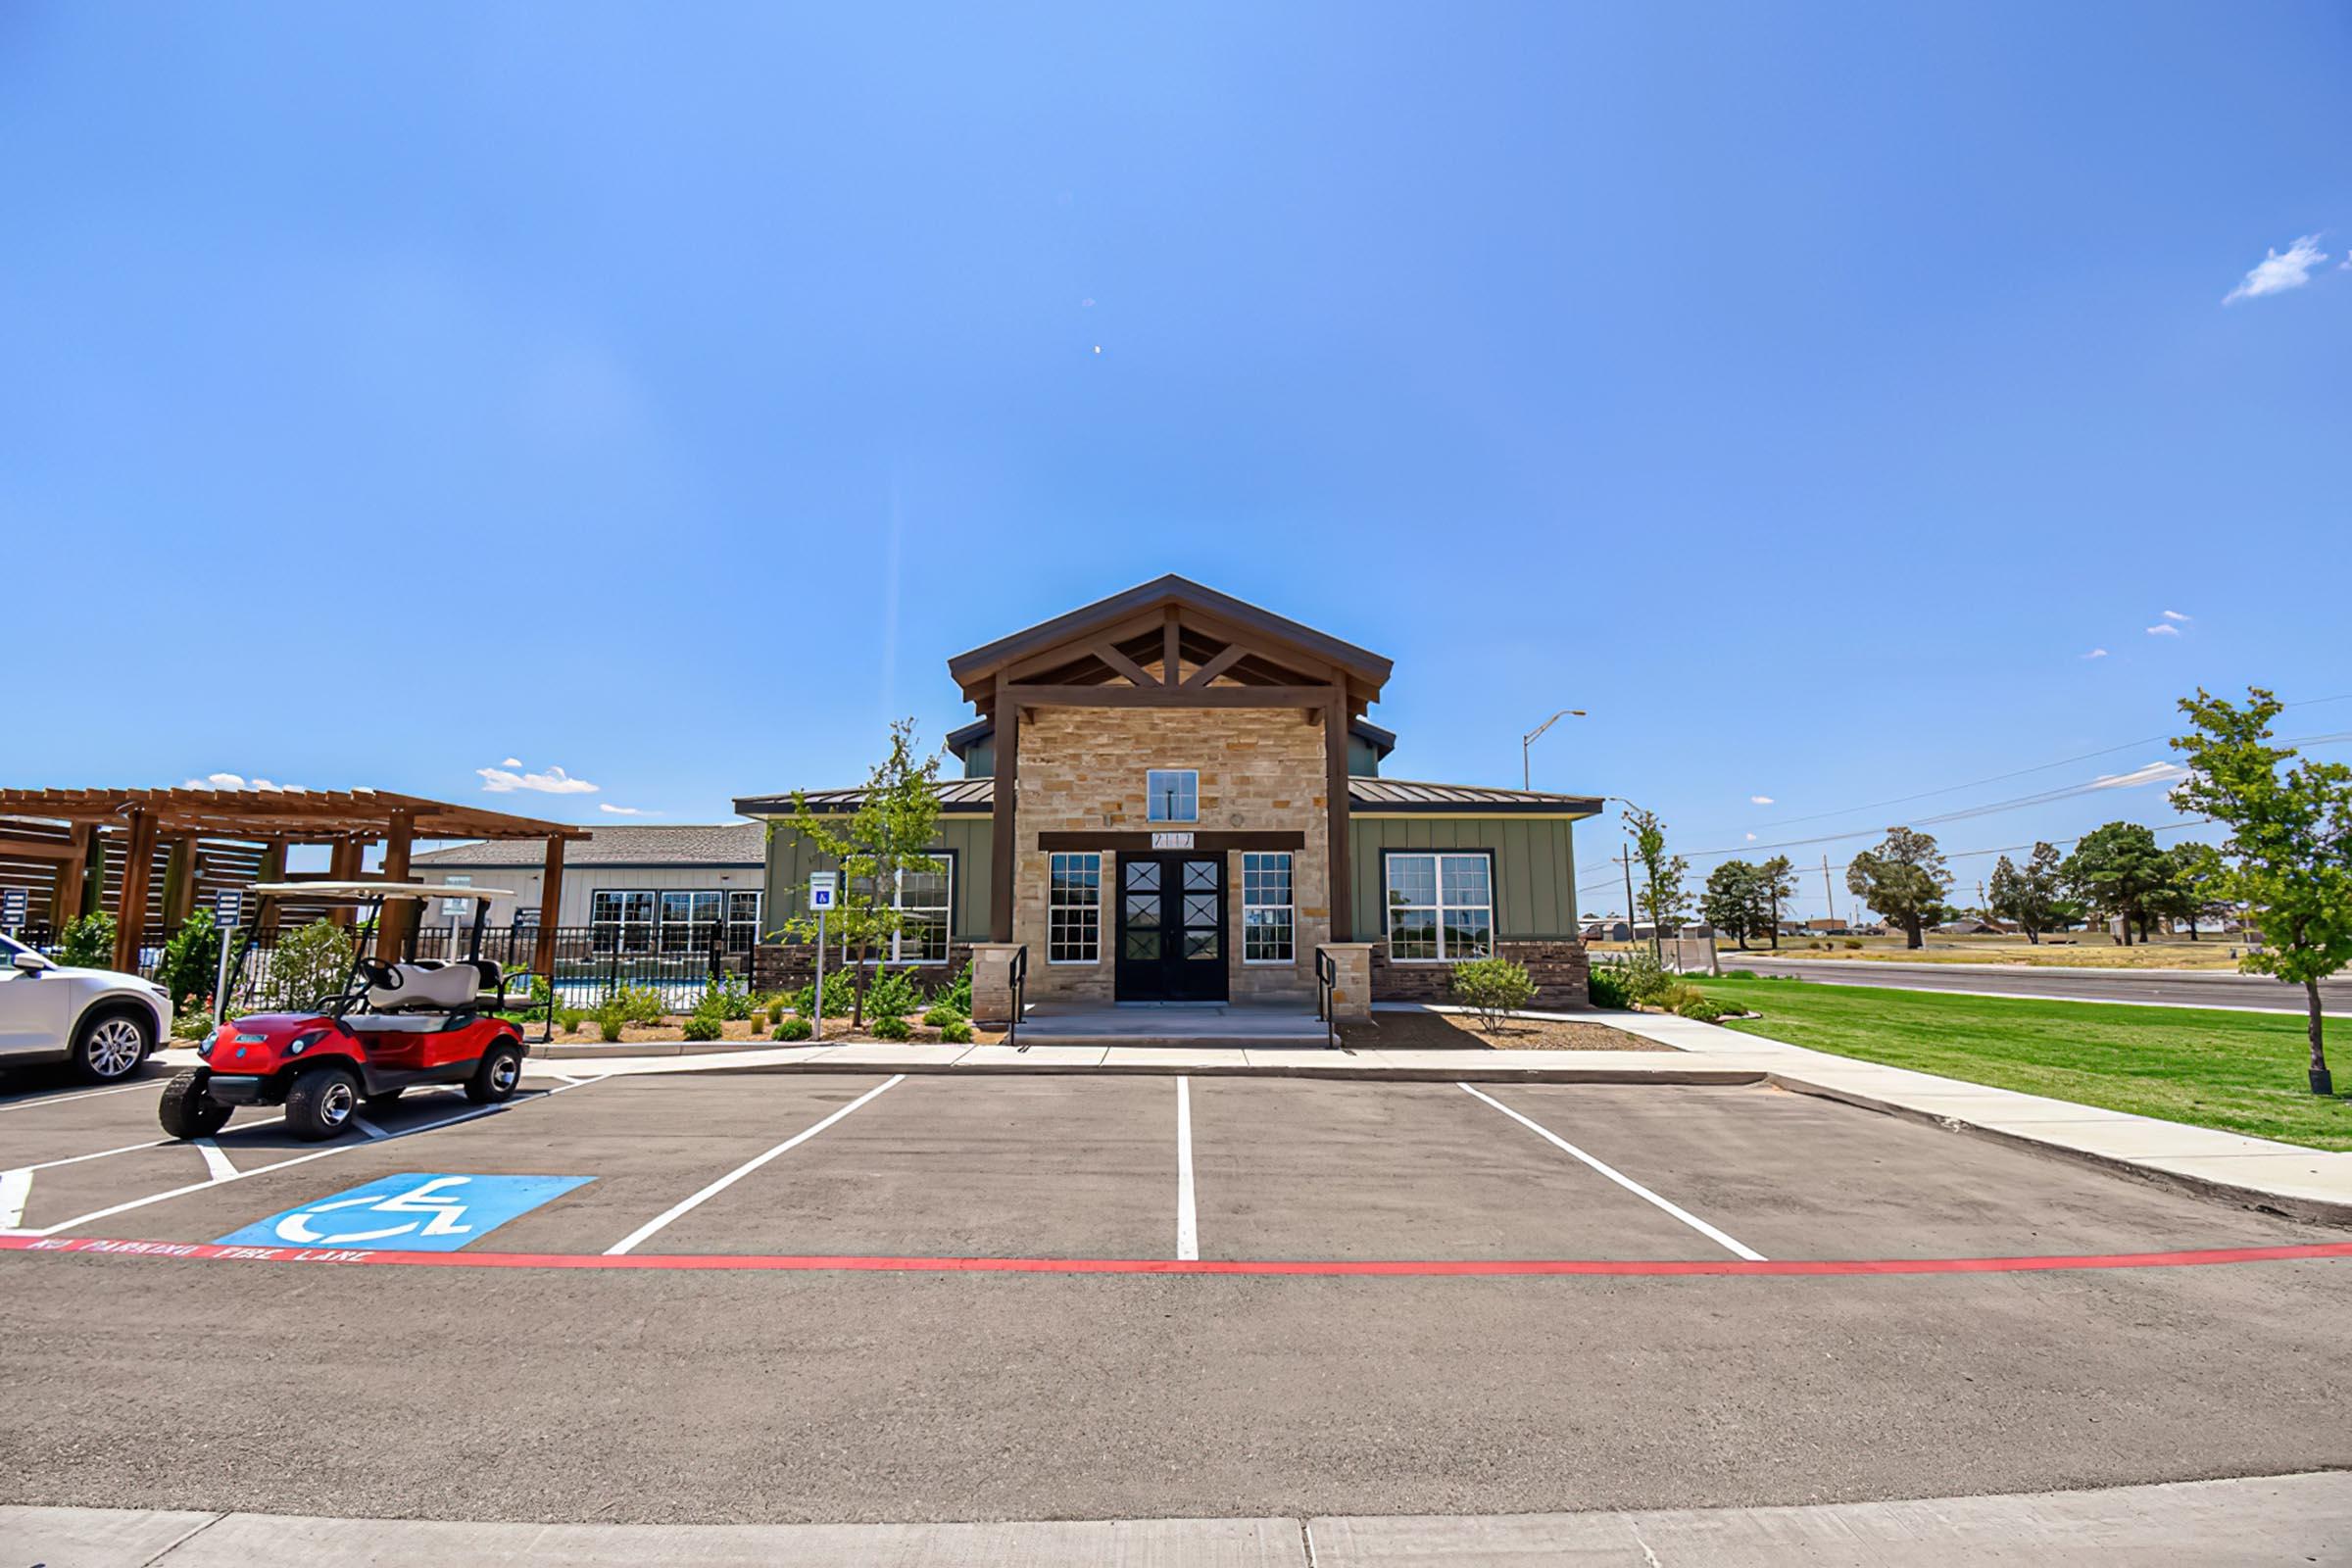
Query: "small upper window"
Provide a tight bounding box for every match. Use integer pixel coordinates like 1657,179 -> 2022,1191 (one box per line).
1146,769 -> 1199,823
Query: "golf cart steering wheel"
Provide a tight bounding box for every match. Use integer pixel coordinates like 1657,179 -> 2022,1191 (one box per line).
357,957 -> 403,992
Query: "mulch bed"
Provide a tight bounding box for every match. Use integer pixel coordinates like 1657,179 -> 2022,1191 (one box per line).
1340,1011 -> 1672,1052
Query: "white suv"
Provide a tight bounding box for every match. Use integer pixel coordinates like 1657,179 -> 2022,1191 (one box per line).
0,931 -> 173,1082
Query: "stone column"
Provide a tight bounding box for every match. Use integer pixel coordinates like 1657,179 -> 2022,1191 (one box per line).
969,942 -> 1024,1027
1317,941 -> 1376,1021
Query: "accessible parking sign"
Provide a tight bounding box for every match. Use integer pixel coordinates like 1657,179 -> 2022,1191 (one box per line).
219,1173 -> 592,1252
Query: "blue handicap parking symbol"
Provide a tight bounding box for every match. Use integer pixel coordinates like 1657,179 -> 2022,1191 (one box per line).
220,1173 -> 592,1252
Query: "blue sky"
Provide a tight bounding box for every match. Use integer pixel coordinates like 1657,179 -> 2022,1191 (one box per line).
5,2 -> 2346,915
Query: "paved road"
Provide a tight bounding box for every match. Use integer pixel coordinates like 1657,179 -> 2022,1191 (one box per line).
1,1071 -> 2346,1527
1726,955 -> 2352,1012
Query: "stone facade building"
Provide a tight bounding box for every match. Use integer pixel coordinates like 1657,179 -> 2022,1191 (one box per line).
737,578 -> 1598,1019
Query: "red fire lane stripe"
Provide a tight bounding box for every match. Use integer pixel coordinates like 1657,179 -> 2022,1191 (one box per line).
6,1234 -> 2351,1277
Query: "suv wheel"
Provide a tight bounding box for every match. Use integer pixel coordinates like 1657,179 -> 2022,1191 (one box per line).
284,1064 -> 363,1141
74,1008 -> 153,1083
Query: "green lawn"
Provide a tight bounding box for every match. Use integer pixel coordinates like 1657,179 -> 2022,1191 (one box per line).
1684,976 -> 2351,1152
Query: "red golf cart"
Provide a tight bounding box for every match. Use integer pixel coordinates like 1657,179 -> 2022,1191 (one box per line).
160,882 -> 549,1143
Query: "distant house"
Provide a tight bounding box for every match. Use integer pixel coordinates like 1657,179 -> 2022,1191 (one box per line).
413,823 -> 765,954
1582,917 -> 1633,942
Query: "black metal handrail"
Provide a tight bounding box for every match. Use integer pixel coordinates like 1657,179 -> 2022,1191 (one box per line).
1007,944 -> 1028,1050
1314,947 -> 1338,1050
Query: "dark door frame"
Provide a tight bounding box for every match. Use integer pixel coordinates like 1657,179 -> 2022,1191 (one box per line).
1113,852 -> 1229,1002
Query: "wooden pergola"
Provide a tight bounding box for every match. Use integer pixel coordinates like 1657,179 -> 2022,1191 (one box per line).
0,787 -> 589,975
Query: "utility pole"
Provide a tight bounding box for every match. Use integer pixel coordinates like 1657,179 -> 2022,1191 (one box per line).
1621,847 -> 1641,956
1821,855 -> 1838,926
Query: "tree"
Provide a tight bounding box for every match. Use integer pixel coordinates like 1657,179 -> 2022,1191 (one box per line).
1987,841 -> 2066,944
2154,841 -> 2230,941
2063,821 -> 2170,946
1756,856 -> 1797,950
2170,686 -> 2352,1095
771,718 -> 945,1029
156,909 -> 222,1012
1846,826 -> 1951,949
1622,805 -> 1690,952
1700,860 -> 1769,950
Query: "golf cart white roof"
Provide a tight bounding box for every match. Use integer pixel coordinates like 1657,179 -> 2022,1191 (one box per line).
249,881 -> 514,903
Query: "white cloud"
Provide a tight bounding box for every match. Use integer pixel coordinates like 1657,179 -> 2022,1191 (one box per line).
181,772 -> 284,791
2161,610 -> 2190,622
598,804 -> 660,816
1744,832 -> 1757,842
500,757 -> 522,767
2090,760 -> 2189,790
477,762 -> 598,795
2146,623 -> 2181,637
2224,235 -> 2328,303
2081,648 -> 2109,660
1749,795 -> 1775,806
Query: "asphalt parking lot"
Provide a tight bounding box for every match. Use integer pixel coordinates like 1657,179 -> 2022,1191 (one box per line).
2,1062 -> 2349,1525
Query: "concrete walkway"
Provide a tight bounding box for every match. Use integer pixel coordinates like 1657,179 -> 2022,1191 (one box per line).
10,1472 -> 2346,1565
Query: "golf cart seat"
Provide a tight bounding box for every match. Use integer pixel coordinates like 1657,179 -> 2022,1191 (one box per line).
366,960 -> 497,1013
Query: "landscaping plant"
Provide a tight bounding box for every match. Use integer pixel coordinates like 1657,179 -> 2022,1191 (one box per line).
861,967 -> 923,1019
775,1016 -> 813,1042
922,1002 -> 964,1028
1450,956 -> 1535,1032
790,970 -> 858,1021
2171,685 -> 2352,1095
938,1017 -> 972,1044
1622,804 -> 1691,953
155,910 -> 223,1016
262,919 -> 357,1011
872,1013 -> 912,1042
55,911 -> 116,970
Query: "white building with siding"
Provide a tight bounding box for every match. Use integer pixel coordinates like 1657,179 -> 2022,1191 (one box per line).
413,823 -> 766,954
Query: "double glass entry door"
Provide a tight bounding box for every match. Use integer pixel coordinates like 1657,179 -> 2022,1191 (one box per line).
1114,854 -> 1228,1002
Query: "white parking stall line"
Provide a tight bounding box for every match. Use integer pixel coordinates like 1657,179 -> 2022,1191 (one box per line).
605,1074 -> 906,1256
192,1139 -> 238,1182
0,1080 -> 158,1114
31,1077 -> 606,1240
1175,1076 -> 1199,1262
21,1137 -> 171,1171
352,1116 -> 389,1141
1457,1083 -> 1766,1262
0,1168 -> 32,1231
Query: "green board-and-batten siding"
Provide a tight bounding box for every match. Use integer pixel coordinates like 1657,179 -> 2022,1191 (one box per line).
1348,816 -> 1579,943
760,815 -> 995,944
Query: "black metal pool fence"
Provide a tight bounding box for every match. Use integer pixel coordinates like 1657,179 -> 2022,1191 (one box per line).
12,921 -> 751,1013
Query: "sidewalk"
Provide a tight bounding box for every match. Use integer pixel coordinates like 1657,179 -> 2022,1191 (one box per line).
10,1471 -> 2346,1565
507,1010 -> 2352,1226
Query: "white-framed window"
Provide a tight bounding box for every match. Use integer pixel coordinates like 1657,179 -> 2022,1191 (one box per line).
590,890 -> 658,955
1146,769 -> 1199,823
1384,852 -> 1494,961
1048,852 -> 1102,962
726,891 -> 763,955
660,891 -> 726,954
1242,852 -> 1295,963
846,856 -> 955,963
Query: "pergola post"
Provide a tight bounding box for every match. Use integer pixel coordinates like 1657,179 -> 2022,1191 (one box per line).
375,810 -> 415,960
534,834 -> 564,978
161,838 -> 197,931
112,808 -> 156,972
74,824 -> 104,923
50,845 -> 84,932
256,843 -> 287,933
326,839 -> 364,926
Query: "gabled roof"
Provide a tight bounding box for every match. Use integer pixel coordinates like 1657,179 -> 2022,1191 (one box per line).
946,575 -> 1393,712
732,779 -> 1599,819
413,822 -> 764,869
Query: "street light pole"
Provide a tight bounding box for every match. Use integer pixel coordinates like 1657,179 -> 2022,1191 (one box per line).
1521,708 -> 1588,790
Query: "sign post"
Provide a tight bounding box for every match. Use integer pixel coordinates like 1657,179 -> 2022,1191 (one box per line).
211,889 -> 243,1015
808,872 -> 838,1040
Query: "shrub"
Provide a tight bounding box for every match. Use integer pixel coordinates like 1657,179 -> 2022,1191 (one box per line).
938,1017 -> 972,1044
938,961 -> 973,1015
597,1011 -> 624,1043
1587,966 -> 1632,1009
705,980 -> 754,1021
263,919 -> 358,1011
1598,948 -> 1677,1006
157,911 -> 223,1015
682,1013 -> 722,1042
1656,982 -> 1705,1014
173,1004 -> 217,1041
775,1016 -> 812,1042
790,970 -> 858,1020
861,968 -> 923,1019
1672,988 -> 1746,1023
557,1007 -> 586,1034
601,985 -> 668,1025
1449,956 -> 1536,1031
922,1002 -> 965,1028
871,1013 -> 912,1042
1843,938 -> 1864,950
54,911 -> 117,970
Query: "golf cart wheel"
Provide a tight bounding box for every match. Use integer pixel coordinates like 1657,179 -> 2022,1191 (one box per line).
158,1070 -> 231,1140
465,1042 -> 524,1104
284,1064 -> 363,1141
73,1007 -> 153,1084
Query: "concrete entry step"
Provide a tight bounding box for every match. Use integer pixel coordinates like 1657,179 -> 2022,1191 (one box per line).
1017,1000 -> 1335,1047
